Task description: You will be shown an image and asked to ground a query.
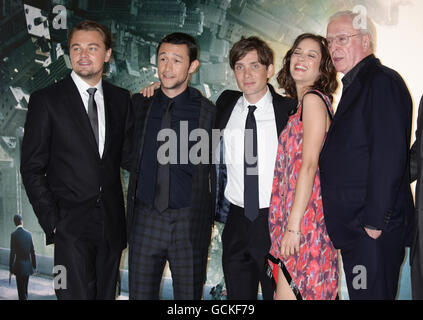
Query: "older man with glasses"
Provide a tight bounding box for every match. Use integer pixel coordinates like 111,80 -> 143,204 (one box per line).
318,11 -> 414,299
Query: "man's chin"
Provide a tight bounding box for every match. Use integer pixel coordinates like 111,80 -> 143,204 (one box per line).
75,70 -> 99,80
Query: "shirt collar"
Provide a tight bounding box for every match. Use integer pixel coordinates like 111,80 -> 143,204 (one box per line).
342,54 -> 374,92
16,225 -> 23,230
241,86 -> 272,112
71,71 -> 103,97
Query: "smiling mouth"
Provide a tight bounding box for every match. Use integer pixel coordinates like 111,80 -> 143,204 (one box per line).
295,65 -> 307,71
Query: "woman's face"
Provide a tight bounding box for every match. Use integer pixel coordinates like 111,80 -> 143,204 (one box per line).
289,38 -> 322,88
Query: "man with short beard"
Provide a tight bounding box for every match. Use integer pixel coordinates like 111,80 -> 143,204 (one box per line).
21,21 -> 133,299
126,33 -> 216,300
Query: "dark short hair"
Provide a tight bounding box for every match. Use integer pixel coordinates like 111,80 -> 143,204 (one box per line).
68,20 -> 112,50
277,33 -> 338,103
157,32 -> 199,64
229,36 -> 274,70
13,214 -> 22,226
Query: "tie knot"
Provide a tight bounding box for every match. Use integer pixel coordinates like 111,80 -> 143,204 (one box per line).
248,105 -> 257,113
87,88 -> 97,96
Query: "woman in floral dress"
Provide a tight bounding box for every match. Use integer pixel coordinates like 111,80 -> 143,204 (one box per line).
268,33 -> 339,300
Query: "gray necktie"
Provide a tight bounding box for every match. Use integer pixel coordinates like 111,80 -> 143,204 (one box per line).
87,88 -> 99,147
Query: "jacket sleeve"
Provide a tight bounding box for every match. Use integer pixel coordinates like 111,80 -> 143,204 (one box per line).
30,235 -> 37,270
121,91 -> 135,171
20,91 -> 59,243
362,71 -> 413,230
410,96 -> 423,183
9,234 -> 15,274
410,141 -> 418,183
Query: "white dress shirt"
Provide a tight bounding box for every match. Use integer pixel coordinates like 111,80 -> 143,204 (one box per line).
223,87 -> 279,209
70,71 -> 106,157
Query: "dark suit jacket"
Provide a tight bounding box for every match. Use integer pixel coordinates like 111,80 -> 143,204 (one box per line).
9,227 -> 36,277
213,84 -> 297,222
126,87 -> 216,255
410,95 -> 423,267
20,74 -> 133,251
319,55 -> 414,249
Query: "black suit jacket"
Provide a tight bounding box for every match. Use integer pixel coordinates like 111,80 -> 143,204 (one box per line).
410,95 -> 423,266
9,227 -> 36,277
126,87 -> 216,254
20,74 -> 133,250
319,55 -> 414,249
213,84 -> 297,222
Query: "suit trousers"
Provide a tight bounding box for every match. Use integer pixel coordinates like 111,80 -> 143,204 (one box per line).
222,204 -> 274,300
16,275 -> 29,300
340,228 -> 406,300
129,202 -> 206,300
411,242 -> 423,299
54,206 -> 122,300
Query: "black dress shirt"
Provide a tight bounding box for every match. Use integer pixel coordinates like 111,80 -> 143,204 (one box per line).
137,87 -> 201,209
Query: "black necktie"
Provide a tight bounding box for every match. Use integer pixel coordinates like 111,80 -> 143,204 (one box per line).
154,100 -> 174,213
87,88 -> 99,147
244,105 -> 259,221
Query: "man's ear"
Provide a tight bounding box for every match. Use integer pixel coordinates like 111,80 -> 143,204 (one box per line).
266,63 -> 275,79
189,59 -> 200,74
362,34 -> 371,52
104,48 -> 112,63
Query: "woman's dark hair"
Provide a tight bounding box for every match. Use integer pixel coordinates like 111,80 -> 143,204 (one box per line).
157,32 -> 199,64
277,33 -> 338,103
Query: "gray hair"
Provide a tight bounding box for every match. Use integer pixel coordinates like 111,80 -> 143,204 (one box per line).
328,10 -> 377,52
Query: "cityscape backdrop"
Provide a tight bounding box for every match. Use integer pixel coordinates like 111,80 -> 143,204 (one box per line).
0,0 -> 422,299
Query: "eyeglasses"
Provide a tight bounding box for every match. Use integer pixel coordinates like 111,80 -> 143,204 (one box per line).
326,34 -> 361,47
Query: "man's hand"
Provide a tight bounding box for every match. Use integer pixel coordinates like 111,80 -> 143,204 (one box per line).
364,227 -> 382,239
140,81 -> 160,97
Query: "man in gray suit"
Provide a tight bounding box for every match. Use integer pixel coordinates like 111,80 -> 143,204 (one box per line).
9,215 -> 37,300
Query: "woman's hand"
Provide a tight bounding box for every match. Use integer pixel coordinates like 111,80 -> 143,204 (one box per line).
140,81 -> 161,97
280,229 -> 301,258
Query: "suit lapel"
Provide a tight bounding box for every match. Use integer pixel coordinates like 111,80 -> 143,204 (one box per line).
62,75 -> 100,158
216,91 -> 242,130
268,84 -> 296,137
102,82 -> 112,158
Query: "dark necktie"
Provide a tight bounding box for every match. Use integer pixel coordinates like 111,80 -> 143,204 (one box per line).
154,100 -> 174,213
244,105 -> 259,221
87,88 -> 99,147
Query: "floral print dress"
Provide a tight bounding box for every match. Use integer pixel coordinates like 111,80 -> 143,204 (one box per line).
267,90 -> 338,300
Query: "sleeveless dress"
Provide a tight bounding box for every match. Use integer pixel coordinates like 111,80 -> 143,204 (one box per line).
267,90 -> 338,300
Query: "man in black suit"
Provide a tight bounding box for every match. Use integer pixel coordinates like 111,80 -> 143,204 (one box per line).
20,21 -> 133,300
127,33 -> 216,299
214,37 -> 296,300
9,215 -> 37,300
410,95 -> 423,299
319,11 -> 414,299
